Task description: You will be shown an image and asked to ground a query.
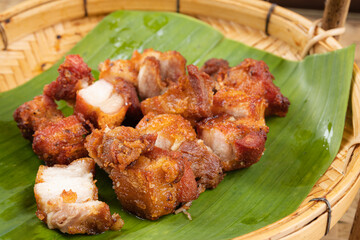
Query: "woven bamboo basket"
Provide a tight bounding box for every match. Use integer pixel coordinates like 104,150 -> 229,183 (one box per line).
1,0 -> 359,239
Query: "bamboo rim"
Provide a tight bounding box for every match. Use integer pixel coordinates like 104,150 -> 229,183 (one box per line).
0,0 -> 359,239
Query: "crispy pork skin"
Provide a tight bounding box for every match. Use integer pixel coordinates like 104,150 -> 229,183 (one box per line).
177,140 -> 224,189
131,48 -> 186,87
109,147 -> 198,220
212,87 -> 268,124
197,115 -> 268,171
13,95 -> 64,140
34,158 -> 123,234
141,65 -> 214,123
85,126 -> 199,220
44,55 -> 94,105
136,113 -> 197,151
32,115 -> 89,166
85,126 -> 156,172
136,113 -> 223,189
99,59 -> 138,86
219,58 -> 290,117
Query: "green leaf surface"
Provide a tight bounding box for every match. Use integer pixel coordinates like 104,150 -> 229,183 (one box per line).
0,11 -> 355,239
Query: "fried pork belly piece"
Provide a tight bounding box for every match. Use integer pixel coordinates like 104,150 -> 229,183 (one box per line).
32,115 -> 89,166
200,58 -> 229,81
212,87 -> 268,124
177,140 -> 224,189
136,113 -> 223,189
85,126 -> 156,172
197,115 -> 268,171
75,78 -> 140,129
13,95 -> 64,140
34,158 -> 123,234
85,127 -> 199,220
99,59 -> 138,86
137,56 -> 164,99
141,65 -> 213,122
44,55 -> 94,105
219,58 -> 290,117
131,48 -> 186,86
110,147 -> 198,220
136,113 -> 196,151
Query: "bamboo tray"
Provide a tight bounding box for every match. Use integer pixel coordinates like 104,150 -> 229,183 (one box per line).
1,0 -> 360,239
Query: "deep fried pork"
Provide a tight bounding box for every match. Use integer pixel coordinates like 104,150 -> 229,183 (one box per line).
85,126 -> 199,220
212,87 -> 268,124
75,78 -> 140,129
136,113 -> 196,151
99,59 -> 138,86
13,95 -> 64,140
43,55 -> 94,105
85,126 -> 156,172
197,115 -> 268,171
137,56 -> 164,99
141,65 -> 213,122
200,58 -> 229,82
219,58 -> 289,117
34,158 -> 123,234
136,113 -> 223,189
177,140 -> 224,189
131,48 -> 186,86
32,115 -> 90,166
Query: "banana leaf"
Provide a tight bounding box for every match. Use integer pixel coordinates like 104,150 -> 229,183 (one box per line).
0,11 -> 355,240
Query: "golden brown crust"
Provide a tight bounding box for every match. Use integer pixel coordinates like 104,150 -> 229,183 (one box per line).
177,140 -> 224,189
219,58 -> 290,117
32,115 -> 89,166
197,115 -> 268,171
44,55 -> 94,105
136,113 -> 197,150
13,95 -> 64,140
99,59 -> 138,86
141,65 -> 213,122
85,126 -> 156,171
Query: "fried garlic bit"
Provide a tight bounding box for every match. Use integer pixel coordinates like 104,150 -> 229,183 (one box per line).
34,158 -> 123,234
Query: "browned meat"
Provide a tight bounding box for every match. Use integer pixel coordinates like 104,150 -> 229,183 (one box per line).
136,113 -> 196,151
197,114 -> 268,171
99,59 -> 138,87
177,140 -> 224,189
75,78 -> 140,129
137,56 -> 164,99
131,48 -> 186,86
32,115 -> 89,166
200,58 -> 229,81
85,126 -> 156,172
136,113 -> 223,189
34,158 -> 123,234
109,147 -> 198,220
85,126 -> 199,220
141,65 -> 214,123
44,55 -> 94,105
212,87 -> 267,125
219,58 -> 290,117
13,95 -> 64,140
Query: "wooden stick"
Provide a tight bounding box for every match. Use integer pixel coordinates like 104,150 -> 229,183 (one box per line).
322,0 -> 351,39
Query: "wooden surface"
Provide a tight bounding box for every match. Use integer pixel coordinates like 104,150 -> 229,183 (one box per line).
0,1 -> 359,239
322,0 -> 351,31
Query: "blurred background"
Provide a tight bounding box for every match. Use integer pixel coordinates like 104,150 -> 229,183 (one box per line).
0,0 -> 359,239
